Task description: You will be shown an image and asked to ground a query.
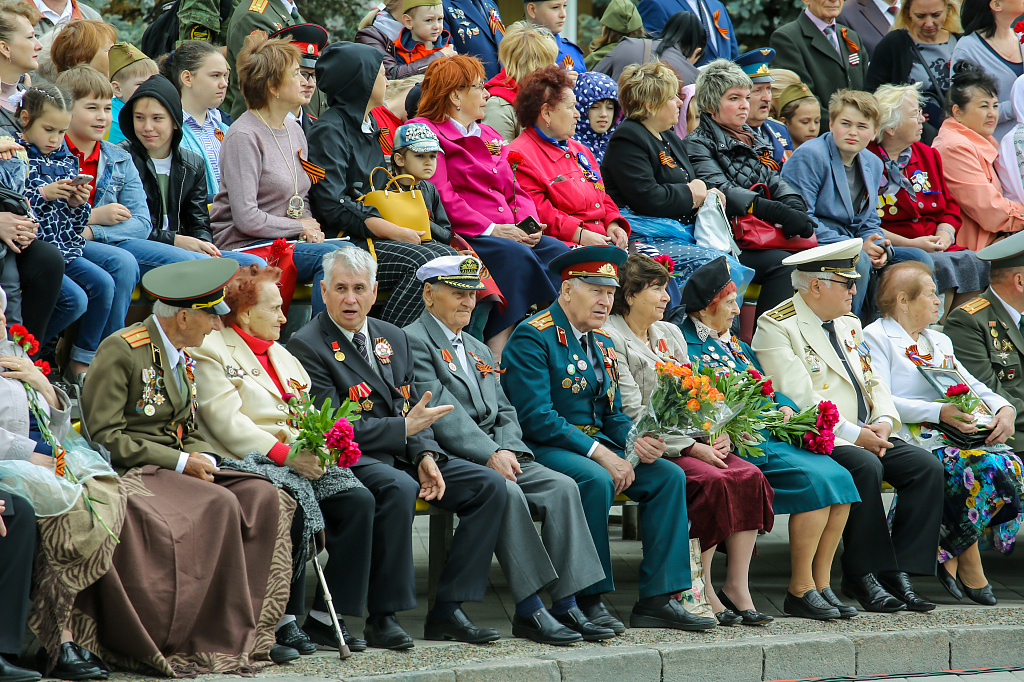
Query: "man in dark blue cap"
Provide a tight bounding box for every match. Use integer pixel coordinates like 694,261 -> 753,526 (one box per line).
268,23 -> 329,125
503,245 -> 715,633
735,47 -> 793,165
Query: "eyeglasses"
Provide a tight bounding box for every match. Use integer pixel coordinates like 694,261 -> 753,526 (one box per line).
299,71 -> 317,83
827,278 -> 857,290
465,83 -> 486,91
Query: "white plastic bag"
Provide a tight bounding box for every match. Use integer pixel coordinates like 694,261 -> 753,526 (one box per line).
693,192 -> 740,257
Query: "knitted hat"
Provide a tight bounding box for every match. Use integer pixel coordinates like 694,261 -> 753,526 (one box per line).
108,43 -> 150,79
600,0 -> 642,33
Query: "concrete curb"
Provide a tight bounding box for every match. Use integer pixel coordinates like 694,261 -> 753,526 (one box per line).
337,626 -> 1024,682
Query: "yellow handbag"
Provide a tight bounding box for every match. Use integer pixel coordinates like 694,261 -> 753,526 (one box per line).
358,167 -> 432,241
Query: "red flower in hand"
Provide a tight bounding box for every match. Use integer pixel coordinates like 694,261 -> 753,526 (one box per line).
33,359 -> 50,376
506,150 -> 525,168
27,338 -> 38,355
337,441 -> 361,468
747,367 -> 762,380
654,254 -> 675,273
761,378 -> 774,396
9,324 -> 27,340
945,383 -> 970,398
816,401 -> 840,431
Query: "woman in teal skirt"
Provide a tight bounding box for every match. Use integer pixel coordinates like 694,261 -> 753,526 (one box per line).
676,257 -> 862,621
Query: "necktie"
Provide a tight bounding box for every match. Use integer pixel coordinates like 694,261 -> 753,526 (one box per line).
451,337 -> 469,373
822,321 -> 869,424
886,4 -> 898,16
289,7 -> 300,21
353,332 -> 370,364
174,359 -> 187,396
579,332 -> 590,363
822,24 -> 841,54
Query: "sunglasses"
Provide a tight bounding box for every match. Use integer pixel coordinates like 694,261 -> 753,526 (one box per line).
827,278 -> 857,290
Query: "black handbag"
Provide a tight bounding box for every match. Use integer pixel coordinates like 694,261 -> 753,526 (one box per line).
0,185 -> 32,217
923,422 -> 991,450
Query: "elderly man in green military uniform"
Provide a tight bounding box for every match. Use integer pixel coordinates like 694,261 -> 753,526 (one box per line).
945,231 -> 1024,453
502,245 -> 715,633
81,259 -> 301,666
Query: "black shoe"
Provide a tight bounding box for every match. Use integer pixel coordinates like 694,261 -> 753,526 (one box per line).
841,573 -> 905,613
783,589 -> 840,620
959,578 -> 997,606
630,598 -> 717,631
71,646 -> 108,679
937,564 -> 963,601
820,587 -> 858,618
0,655 -> 40,682
716,589 -> 774,626
51,643 -> 105,680
269,644 -> 300,665
512,609 -> 583,646
303,615 -> 367,652
714,609 -> 742,626
579,601 -> 625,635
553,606 -> 615,641
364,614 -> 414,650
423,607 -> 500,644
878,571 -> 936,612
276,620 -> 317,655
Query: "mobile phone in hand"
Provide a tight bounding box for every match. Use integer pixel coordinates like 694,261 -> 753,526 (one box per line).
70,174 -> 94,186
517,216 -> 542,234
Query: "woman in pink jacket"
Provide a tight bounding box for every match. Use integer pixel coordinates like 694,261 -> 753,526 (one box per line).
410,55 -> 569,357
933,61 -> 1024,251
508,65 -> 630,249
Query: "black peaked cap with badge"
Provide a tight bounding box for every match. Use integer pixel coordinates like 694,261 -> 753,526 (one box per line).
268,23 -> 329,68
142,258 -> 239,315
548,245 -> 627,287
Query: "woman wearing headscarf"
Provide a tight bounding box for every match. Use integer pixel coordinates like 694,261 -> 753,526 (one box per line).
572,70 -> 619,164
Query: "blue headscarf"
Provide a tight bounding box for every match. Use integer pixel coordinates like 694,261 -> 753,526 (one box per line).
573,71 -> 620,165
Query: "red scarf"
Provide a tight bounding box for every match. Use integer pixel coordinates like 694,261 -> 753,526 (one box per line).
233,325 -> 285,395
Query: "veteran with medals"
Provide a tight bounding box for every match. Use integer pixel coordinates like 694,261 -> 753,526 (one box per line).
79,259 -> 301,674
752,239 -> 944,615
503,245 -> 714,633
945,231 -> 1024,453
287,248 -> 507,649
405,256 -> 611,645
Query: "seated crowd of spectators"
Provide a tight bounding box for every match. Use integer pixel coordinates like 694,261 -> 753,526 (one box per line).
2,0 -> 1024,678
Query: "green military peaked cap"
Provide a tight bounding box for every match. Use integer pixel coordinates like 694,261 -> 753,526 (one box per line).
142,258 -> 240,315
978,232 -> 1024,269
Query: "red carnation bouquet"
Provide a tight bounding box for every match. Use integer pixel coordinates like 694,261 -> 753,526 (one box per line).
763,400 -> 841,454
280,391 -> 362,468
939,383 -> 982,423
507,149 -> 525,224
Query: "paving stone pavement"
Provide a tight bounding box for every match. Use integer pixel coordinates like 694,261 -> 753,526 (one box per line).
101,507 -> 1024,681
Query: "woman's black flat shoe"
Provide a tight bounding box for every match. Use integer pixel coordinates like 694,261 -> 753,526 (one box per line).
715,609 -> 741,626
937,564 -> 963,600
717,590 -> 774,626
959,578 -> 997,606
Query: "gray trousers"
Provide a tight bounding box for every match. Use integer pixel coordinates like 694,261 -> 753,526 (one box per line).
494,459 -> 606,603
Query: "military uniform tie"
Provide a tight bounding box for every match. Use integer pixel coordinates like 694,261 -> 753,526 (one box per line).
822,320 -> 869,424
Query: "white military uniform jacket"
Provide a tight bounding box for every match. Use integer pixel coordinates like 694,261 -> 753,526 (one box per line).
191,326 -> 313,460
752,293 -> 901,446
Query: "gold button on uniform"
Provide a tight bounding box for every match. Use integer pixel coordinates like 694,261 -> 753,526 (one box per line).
823,383 -> 829,389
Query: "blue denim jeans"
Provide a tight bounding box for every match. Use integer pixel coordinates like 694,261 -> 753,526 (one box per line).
47,241 -> 140,363
115,238 -> 266,277
852,245 -> 934,317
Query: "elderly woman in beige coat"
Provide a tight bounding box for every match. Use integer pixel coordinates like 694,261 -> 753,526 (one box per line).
191,264 -> 374,654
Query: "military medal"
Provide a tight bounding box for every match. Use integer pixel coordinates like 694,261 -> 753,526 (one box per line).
144,405 -> 156,416
349,382 -> 372,412
562,378 -> 572,388
567,364 -> 576,375
374,338 -> 394,364
580,378 -> 587,389
361,399 -> 373,411
399,385 -> 411,414
441,348 -> 457,372
331,341 -> 345,362
557,327 -> 568,347
657,338 -> 668,353
577,359 -> 588,371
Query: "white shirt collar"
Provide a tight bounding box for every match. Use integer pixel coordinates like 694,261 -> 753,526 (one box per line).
34,0 -> 71,24
153,317 -> 185,371
448,116 -> 481,137
279,0 -> 297,15
429,312 -> 463,346
330,315 -> 369,343
804,8 -> 836,33
873,0 -> 898,24
991,289 -> 1023,328
361,116 -> 374,134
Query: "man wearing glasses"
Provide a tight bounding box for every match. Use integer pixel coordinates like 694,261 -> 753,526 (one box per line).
269,23 -> 329,135
752,239 -> 944,616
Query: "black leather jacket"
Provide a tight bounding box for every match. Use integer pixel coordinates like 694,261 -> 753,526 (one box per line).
684,113 -> 806,215
119,142 -> 212,244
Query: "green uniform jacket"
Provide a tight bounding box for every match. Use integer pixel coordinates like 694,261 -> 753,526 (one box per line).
584,41 -> 614,71
224,0 -> 304,118
943,287 -> 1024,446
82,316 -> 217,472
502,301 -> 632,456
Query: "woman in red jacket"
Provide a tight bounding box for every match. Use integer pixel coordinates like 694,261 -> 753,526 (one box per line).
870,83 -> 988,316
508,65 -> 630,248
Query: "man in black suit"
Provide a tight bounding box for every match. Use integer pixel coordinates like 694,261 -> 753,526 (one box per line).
287,247 -> 507,650
0,493 -> 42,682
838,0 -> 896,59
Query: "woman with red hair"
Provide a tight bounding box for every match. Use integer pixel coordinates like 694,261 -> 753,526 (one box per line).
409,54 -> 569,360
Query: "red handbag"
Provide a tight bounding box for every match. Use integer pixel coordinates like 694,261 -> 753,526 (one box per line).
731,183 -> 817,252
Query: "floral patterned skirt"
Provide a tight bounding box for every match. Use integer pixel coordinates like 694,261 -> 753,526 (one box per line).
930,445 -> 1024,560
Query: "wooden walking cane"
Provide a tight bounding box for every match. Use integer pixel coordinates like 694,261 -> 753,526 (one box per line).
312,554 -> 352,659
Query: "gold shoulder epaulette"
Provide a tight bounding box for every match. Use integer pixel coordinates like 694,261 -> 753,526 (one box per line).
248,0 -> 268,13
527,311 -> 553,331
766,300 -> 796,322
120,327 -> 151,349
593,328 -> 611,338
844,312 -> 858,318
959,297 -> 991,315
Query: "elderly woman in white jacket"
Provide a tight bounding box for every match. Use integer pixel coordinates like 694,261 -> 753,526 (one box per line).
864,261 -> 1021,608
191,264 -> 374,653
